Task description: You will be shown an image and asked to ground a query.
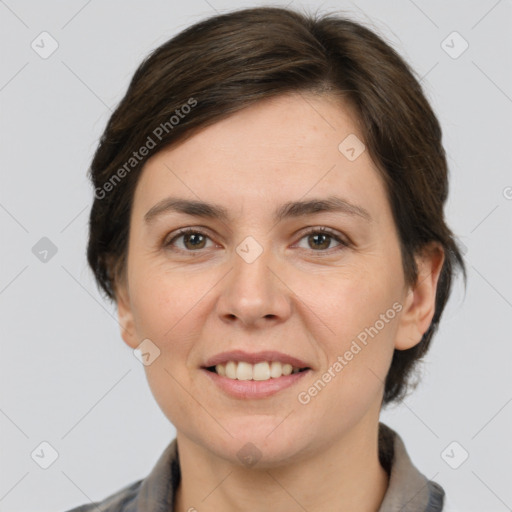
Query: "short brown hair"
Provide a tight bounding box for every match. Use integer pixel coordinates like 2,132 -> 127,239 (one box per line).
86,6 -> 466,405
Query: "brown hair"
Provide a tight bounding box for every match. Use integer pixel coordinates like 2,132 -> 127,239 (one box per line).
86,6 -> 466,405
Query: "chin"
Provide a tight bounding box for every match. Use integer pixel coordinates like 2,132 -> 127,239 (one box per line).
204,416 -> 313,468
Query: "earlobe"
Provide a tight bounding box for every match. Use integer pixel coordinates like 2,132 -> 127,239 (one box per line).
116,283 -> 139,349
394,243 -> 445,351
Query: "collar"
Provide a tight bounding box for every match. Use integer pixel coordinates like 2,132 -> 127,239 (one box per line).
377,422 -> 444,511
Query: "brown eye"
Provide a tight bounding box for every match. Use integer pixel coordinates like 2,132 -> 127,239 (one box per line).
165,229 -> 213,251
308,233 -> 332,250
182,232 -> 207,250
296,228 -> 348,252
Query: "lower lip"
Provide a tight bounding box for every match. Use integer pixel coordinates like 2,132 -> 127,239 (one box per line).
201,368 -> 311,399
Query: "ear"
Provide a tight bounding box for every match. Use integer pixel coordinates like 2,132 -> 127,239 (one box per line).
394,243 -> 445,350
116,281 -> 139,350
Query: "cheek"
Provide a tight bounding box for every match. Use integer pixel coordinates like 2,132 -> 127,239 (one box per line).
307,259 -> 402,394
128,257 -> 210,337
307,258 -> 402,343
128,267 -> 207,428
298,278 -> 399,437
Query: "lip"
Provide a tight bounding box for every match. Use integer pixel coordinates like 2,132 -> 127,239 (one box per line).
202,367 -> 311,399
202,350 -> 311,369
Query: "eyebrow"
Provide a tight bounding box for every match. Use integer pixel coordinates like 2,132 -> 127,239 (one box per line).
144,195 -> 372,224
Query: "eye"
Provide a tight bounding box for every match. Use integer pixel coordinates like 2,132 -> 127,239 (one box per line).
164,226 -> 349,254
295,227 -> 348,252
164,228 -> 215,251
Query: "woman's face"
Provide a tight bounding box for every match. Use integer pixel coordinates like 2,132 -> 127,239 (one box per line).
117,93 -> 438,466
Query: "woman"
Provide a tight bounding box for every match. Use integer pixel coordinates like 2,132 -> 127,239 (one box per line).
69,6 -> 465,511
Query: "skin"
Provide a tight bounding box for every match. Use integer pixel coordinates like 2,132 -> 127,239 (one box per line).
116,92 -> 444,512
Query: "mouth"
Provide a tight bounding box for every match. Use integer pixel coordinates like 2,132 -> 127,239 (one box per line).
204,361 -> 310,381
200,350 -> 312,399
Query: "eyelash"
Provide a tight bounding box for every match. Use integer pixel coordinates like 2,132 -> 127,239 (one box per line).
163,226 -> 349,254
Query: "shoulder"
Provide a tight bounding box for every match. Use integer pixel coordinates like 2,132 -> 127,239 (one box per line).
64,478 -> 142,512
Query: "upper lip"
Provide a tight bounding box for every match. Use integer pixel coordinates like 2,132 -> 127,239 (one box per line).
202,350 -> 311,369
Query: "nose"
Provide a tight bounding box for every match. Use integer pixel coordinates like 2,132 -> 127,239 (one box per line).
215,241 -> 292,328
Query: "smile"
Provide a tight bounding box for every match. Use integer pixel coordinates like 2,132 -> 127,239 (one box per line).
201,350 -> 312,399
207,361 -> 308,381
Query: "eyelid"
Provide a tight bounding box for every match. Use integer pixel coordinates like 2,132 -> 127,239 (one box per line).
163,226 -> 217,249
292,226 -> 349,252
295,226 -> 349,244
163,225 -> 350,253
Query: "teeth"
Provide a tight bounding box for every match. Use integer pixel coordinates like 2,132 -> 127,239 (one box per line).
214,361 -> 304,381
236,361 -> 252,381
225,361 -> 237,379
253,362 -> 270,381
270,361 -> 282,378
282,363 -> 293,376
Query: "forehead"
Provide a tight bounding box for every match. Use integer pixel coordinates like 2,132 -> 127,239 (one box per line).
132,93 -> 387,220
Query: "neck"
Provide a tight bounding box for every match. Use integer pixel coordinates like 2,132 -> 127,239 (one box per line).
174,419 -> 389,512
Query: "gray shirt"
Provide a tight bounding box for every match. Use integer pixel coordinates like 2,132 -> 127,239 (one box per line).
66,422 -> 444,511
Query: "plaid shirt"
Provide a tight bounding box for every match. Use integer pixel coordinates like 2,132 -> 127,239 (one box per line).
66,422 -> 445,511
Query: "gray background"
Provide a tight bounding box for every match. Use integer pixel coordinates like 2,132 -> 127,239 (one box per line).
1,0 -> 511,510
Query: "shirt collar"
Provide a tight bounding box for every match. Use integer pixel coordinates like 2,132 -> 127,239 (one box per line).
377,422 -> 439,511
